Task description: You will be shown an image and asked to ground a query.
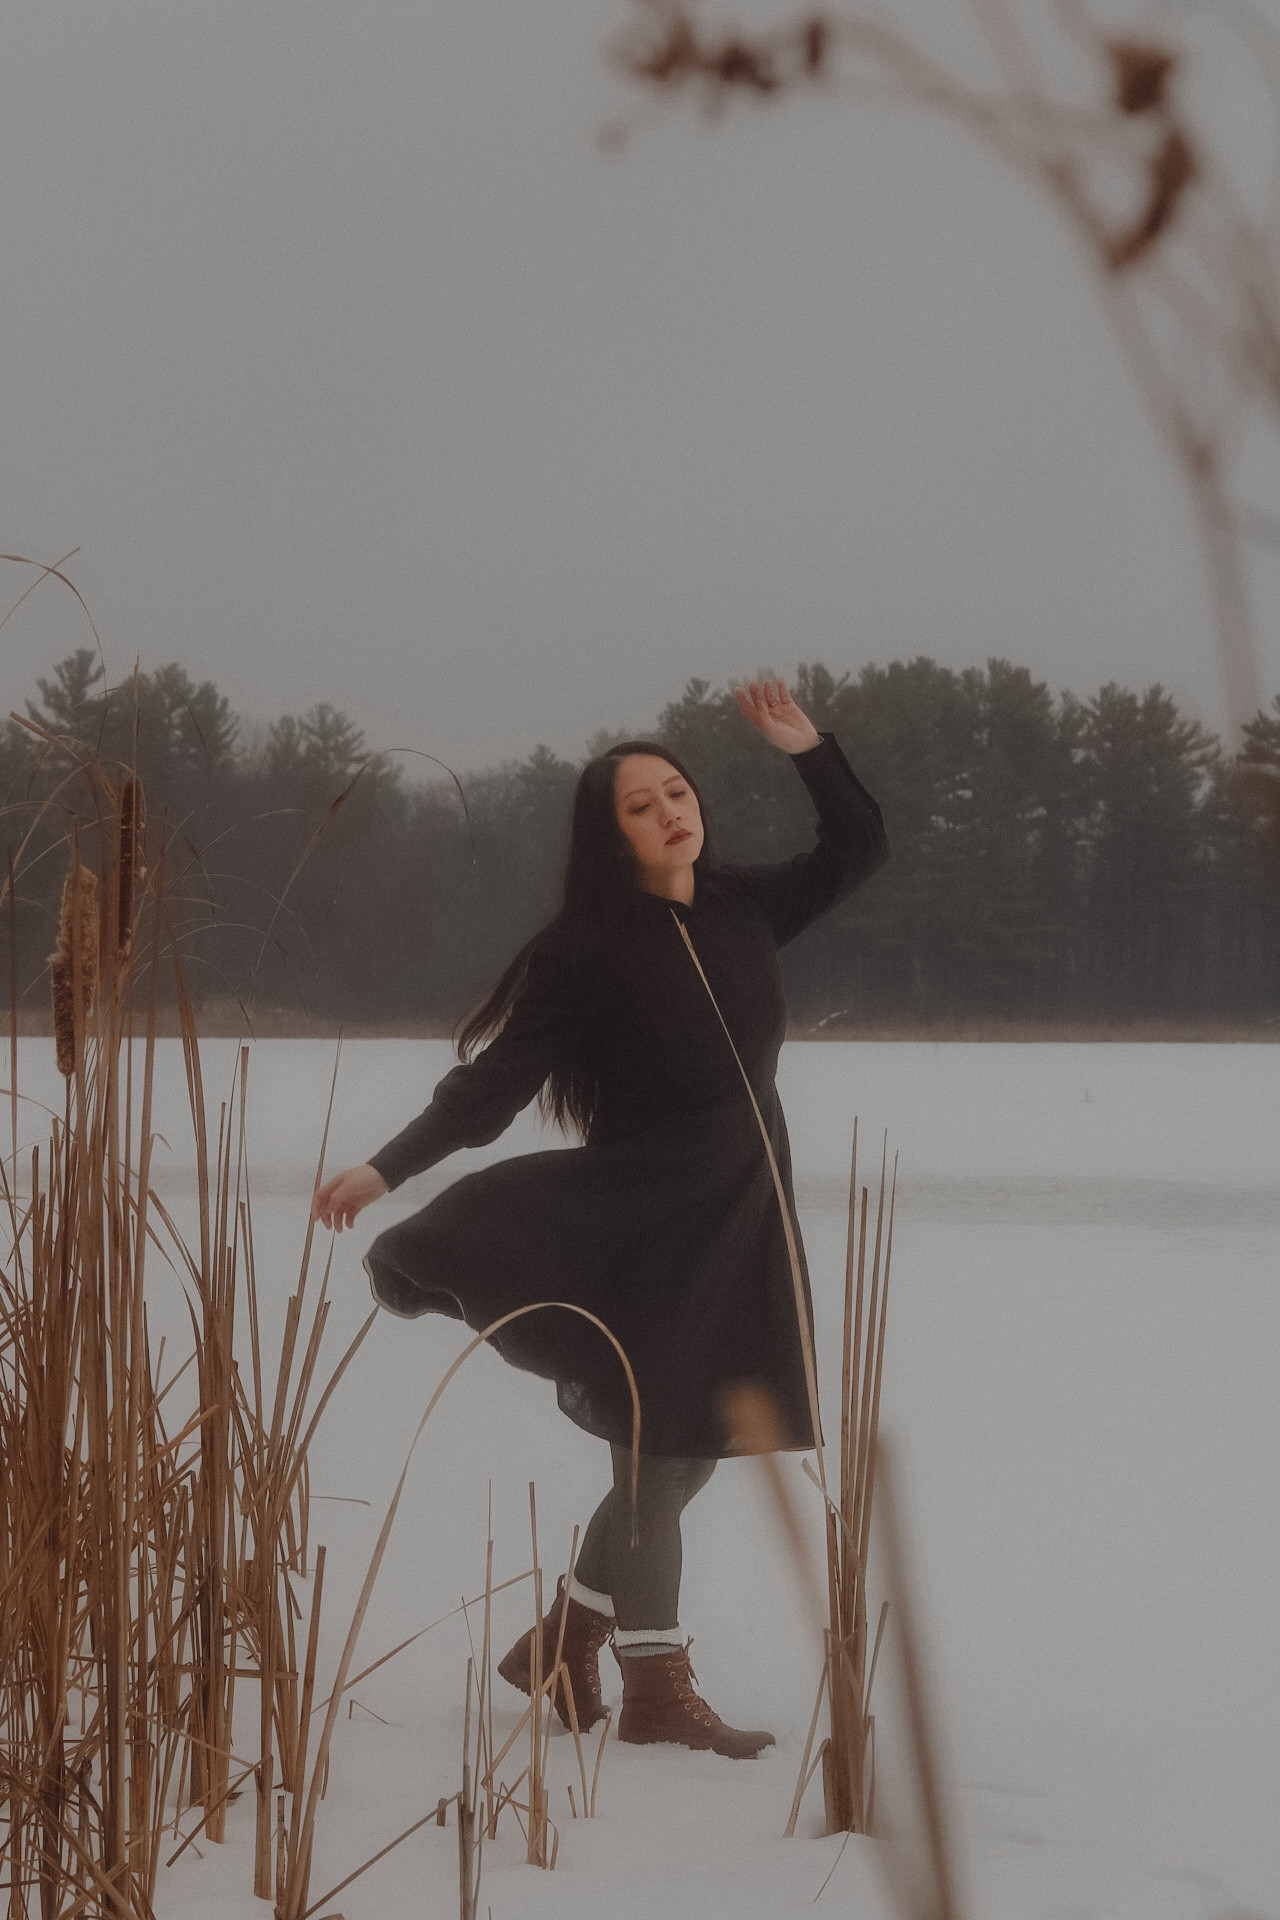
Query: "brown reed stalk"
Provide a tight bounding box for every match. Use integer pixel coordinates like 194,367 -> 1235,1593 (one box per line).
115,779 -> 141,967
525,1482 -> 549,1869
815,1135 -> 895,1836
670,918 -> 826,1488
7,852 -> 17,1187
549,1527 -> 592,1823
303,1484 -> 590,1920
872,1437 -> 967,1920
48,863 -> 99,1079
2,798 -> 181,1918
294,1306 -> 636,1918
3,684 -> 633,1915
671,918 -> 896,1836
452,1487 -> 504,1916
274,1547 -> 327,1919
2,751 -> 368,1920
481,1495 -> 497,1844
458,1660 -> 477,1920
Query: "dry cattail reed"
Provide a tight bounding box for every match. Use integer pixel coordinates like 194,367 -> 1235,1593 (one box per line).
720,1137 -> 896,1841
672,922 -> 897,1837
814,1128 -> 895,1837
116,775 -> 142,964
285,1304 -> 635,1920
525,1482 -> 550,1868
48,860 -> 99,1075
871,1437 -> 967,1920
2,762 -> 369,1920
5,684 -> 634,1915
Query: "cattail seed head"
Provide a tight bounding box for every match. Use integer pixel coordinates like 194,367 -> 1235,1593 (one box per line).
49,864 -> 100,1078
117,775 -> 142,962
51,953 -> 76,1077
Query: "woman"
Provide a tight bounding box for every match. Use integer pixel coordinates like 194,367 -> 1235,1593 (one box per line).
313,678 -> 888,1759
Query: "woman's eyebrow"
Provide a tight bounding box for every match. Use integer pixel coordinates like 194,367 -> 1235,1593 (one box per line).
620,776 -> 685,801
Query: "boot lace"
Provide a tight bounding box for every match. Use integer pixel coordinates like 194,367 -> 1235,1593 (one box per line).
565,1593 -> 614,1656
672,1638 -> 717,1727
584,1611 -> 613,1656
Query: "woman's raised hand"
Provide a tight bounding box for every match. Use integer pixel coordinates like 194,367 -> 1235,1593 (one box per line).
733,678 -> 822,755
311,1163 -> 389,1232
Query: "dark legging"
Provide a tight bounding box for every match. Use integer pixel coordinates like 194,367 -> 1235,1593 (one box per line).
572,1446 -> 717,1630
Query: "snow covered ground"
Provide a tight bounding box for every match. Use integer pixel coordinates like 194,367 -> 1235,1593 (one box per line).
14,1039 -> 1279,1918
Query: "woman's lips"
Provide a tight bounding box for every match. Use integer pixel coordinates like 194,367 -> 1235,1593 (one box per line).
665,829 -> 692,845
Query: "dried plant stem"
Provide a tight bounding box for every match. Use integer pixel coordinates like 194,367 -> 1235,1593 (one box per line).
458,1662 -> 476,1920
2,761 -> 366,1920
670,917 -> 826,1487
525,1483 -> 550,1869
285,1304 -> 636,1920
620,0 -> 1277,734
670,920 -> 896,1837
873,1438 -> 966,1920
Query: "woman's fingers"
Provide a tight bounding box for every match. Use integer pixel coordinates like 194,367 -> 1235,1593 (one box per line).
312,1162 -> 387,1233
315,1176 -> 346,1220
325,1195 -> 355,1232
734,678 -> 790,733
738,679 -> 794,724
734,675 -> 819,753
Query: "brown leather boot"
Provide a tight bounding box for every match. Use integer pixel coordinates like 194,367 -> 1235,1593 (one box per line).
615,1642 -> 776,1759
496,1578 -> 613,1732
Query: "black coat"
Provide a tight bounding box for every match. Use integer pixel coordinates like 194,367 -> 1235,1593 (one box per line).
363,733 -> 888,1457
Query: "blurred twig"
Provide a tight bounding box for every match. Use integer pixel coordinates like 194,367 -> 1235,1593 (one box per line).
615,0 -> 1280,734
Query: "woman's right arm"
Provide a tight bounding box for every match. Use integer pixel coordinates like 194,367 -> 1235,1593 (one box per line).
311,929 -> 577,1227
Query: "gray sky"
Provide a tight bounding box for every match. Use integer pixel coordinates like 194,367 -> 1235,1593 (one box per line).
3,0 -> 1278,770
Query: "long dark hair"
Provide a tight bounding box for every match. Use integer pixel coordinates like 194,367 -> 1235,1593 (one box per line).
455,740 -> 716,1138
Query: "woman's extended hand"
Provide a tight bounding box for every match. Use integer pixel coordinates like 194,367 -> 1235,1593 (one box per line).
733,678 -> 822,755
311,1163 -> 389,1232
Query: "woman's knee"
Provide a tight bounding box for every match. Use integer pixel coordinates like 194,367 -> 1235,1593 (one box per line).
610,1451 -> 714,1532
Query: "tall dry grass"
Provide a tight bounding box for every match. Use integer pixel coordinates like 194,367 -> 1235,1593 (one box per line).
287,1302 -> 637,1920
777,1126 -> 896,1840
677,915 -> 966,1913
1,753 -> 369,1918
676,917 -> 931,1860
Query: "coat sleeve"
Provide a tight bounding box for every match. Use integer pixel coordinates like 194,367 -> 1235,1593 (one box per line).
722,732 -> 889,949
367,929 -> 577,1191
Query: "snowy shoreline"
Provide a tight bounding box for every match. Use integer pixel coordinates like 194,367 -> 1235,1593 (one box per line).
8,1039 -> 1277,1918
13,1035 -> 1280,1187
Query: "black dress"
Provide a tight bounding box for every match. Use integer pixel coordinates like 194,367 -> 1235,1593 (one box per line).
363,734 -> 888,1459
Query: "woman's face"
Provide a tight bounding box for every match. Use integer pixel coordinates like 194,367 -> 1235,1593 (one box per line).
613,754 -> 705,889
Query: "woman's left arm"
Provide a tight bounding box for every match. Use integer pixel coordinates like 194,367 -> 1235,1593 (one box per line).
725,679 -> 890,948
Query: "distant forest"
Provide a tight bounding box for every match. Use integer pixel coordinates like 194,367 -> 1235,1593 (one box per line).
5,648 -> 1280,1032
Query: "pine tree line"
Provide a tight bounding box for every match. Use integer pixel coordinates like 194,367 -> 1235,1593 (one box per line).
4,648 -> 1278,1031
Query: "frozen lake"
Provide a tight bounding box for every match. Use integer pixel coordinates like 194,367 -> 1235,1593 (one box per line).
10,1039 -> 1279,1919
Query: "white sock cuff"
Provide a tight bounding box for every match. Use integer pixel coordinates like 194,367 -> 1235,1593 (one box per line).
614,1625 -> 682,1651
567,1575 -> 614,1618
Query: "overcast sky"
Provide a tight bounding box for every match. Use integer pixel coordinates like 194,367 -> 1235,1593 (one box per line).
3,0 -> 1278,770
